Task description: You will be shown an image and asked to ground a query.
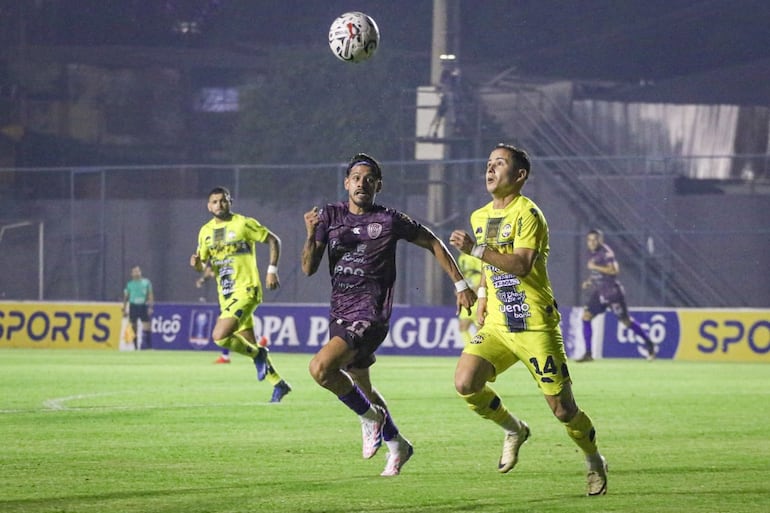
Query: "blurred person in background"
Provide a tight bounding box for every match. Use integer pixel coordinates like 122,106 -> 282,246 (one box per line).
190,186 -> 291,403
302,153 -> 476,477
456,251 -> 484,345
123,265 -> 154,350
449,143 -> 608,496
577,229 -> 656,362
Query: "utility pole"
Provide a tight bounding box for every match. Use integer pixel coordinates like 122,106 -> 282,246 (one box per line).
424,0 -> 460,304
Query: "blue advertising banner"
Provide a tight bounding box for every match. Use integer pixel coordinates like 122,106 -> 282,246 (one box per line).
151,303 -> 466,357
602,309 -> 680,359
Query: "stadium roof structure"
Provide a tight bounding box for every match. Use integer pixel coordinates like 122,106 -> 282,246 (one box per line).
574,58 -> 770,107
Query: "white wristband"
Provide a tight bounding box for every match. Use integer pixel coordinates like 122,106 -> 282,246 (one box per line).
454,279 -> 469,293
471,244 -> 485,259
267,264 -> 279,275
477,287 -> 487,298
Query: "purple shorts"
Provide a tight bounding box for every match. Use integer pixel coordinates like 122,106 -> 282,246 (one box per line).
329,317 -> 389,369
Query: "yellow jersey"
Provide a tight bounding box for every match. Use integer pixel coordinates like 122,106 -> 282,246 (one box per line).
470,195 -> 560,332
196,213 -> 270,302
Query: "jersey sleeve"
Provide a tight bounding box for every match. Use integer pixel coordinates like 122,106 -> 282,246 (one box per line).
392,210 -> 422,241
515,206 -> 545,250
245,216 -> 270,243
196,226 -> 210,262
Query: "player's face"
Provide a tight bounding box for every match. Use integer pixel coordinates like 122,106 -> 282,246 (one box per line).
207,193 -> 232,220
131,266 -> 142,279
586,233 -> 601,251
485,148 -> 525,196
345,164 -> 381,210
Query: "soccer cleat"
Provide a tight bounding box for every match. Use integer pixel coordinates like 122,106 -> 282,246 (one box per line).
644,342 -> 657,361
576,353 -> 594,362
214,355 -> 231,364
380,438 -> 414,477
253,347 -> 268,381
270,380 -> 292,403
498,422 -> 530,473
586,455 -> 608,496
360,405 -> 385,459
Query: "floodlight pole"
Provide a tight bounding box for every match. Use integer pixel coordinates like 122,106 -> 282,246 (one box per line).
425,0 -> 460,304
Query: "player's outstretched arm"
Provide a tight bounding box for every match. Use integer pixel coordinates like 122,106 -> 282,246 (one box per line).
412,226 -> 476,315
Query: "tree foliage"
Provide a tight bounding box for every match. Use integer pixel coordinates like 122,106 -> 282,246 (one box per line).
228,47 -> 427,166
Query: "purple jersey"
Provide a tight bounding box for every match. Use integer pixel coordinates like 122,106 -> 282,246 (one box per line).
587,243 -> 622,297
315,202 -> 422,323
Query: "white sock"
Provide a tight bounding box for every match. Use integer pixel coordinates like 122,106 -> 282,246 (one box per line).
586,452 -> 604,470
385,434 -> 404,453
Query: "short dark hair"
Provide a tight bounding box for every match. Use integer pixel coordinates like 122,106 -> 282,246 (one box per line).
588,228 -> 604,239
346,153 -> 382,179
208,186 -> 232,202
495,143 -> 531,177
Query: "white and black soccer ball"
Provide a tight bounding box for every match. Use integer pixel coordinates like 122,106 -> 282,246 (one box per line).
328,12 -> 379,63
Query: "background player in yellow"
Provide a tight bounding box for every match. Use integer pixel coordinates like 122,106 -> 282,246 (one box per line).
190,186 -> 291,403
449,143 -> 608,496
456,252 -> 483,345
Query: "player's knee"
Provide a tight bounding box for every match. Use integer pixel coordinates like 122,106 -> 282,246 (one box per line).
308,356 -> 330,385
550,396 -> 578,423
211,325 -> 230,341
582,311 -> 593,321
553,407 -> 574,423
454,370 -> 482,396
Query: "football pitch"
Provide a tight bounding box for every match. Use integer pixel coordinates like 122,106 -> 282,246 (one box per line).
1,349 -> 768,513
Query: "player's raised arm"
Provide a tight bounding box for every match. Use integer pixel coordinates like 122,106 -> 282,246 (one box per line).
410,225 -> 476,316
301,207 -> 325,276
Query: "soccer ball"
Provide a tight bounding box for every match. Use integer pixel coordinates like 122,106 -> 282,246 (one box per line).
328,12 -> 380,63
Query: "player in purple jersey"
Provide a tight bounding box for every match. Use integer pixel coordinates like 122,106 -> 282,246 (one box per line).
578,229 -> 656,361
302,153 -> 477,477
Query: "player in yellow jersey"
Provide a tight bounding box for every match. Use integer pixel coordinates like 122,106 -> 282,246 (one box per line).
190,186 -> 291,402
456,252 -> 483,345
449,144 -> 608,496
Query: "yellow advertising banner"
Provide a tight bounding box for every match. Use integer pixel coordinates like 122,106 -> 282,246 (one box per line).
0,302 -> 122,350
676,309 -> 770,362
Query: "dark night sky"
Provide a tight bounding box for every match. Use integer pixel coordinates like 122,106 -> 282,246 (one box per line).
8,0 -> 770,82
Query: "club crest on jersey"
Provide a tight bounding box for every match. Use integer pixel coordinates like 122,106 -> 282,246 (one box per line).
367,223 -> 382,239
470,334 -> 483,345
501,224 -> 512,238
227,230 -> 236,241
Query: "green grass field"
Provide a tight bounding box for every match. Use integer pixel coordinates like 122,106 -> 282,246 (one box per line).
1,349 -> 768,513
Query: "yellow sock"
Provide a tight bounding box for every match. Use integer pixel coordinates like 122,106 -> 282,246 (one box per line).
214,332 -> 258,357
459,385 -> 523,433
564,409 -> 598,455
265,354 -> 283,385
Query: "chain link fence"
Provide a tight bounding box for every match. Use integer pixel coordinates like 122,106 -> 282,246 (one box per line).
1,154 -> 769,308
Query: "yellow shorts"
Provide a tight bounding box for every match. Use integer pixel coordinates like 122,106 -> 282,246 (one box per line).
463,323 -> 571,396
218,287 -> 260,333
